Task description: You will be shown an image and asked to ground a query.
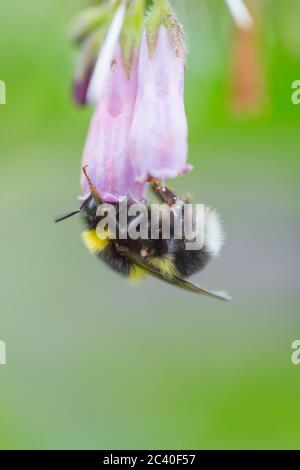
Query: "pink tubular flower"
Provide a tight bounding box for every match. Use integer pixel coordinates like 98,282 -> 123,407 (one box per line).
129,25 -> 192,182
80,44 -> 147,202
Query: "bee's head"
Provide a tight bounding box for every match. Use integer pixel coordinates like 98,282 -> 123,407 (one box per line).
80,196 -> 99,229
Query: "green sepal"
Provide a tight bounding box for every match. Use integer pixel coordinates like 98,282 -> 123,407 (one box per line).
120,0 -> 146,77
69,5 -> 111,45
146,0 -> 185,57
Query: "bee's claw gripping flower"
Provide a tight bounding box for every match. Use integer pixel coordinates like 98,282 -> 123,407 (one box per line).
129,3 -> 191,182
80,45 -> 147,203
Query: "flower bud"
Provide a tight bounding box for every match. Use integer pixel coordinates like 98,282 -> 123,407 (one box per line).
72,29 -> 105,105
69,5 -> 109,45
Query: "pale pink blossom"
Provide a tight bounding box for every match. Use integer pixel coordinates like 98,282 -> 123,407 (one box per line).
129,25 -> 191,182
81,45 -> 147,202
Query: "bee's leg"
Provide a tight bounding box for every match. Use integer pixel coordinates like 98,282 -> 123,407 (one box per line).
82,165 -> 102,204
149,178 -> 178,206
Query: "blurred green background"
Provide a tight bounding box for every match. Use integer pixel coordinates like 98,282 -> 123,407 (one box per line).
1,0 -> 300,450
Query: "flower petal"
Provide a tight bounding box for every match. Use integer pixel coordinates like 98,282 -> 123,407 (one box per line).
81,45 -> 147,202
129,26 -> 190,182
87,2 -> 127,105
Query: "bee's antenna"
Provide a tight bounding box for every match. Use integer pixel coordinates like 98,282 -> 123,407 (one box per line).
55,167 -> 101,224
82,165 -> 102,204
54,210 -> 81,223
54,197 -> 91,224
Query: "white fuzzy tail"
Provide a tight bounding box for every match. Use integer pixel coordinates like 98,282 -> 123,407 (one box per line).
204,208 -> 225,257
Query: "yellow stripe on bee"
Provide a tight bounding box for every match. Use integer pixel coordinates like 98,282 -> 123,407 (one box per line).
129,264 -> 148,284
149,256 -> 178,280
82,229 -> 109,254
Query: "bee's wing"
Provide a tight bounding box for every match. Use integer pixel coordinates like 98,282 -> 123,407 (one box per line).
170,277 -> 232,301
128,253 -> 231,302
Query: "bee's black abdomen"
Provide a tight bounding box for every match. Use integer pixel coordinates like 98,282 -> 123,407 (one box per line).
174,245 -> 211,278
99,242 -> 133,277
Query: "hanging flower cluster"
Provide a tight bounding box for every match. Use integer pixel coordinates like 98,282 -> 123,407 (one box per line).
70,0 -> 190,202
70,0 -> 254,202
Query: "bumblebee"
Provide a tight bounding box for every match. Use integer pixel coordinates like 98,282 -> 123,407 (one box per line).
56,168 -> 230,301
